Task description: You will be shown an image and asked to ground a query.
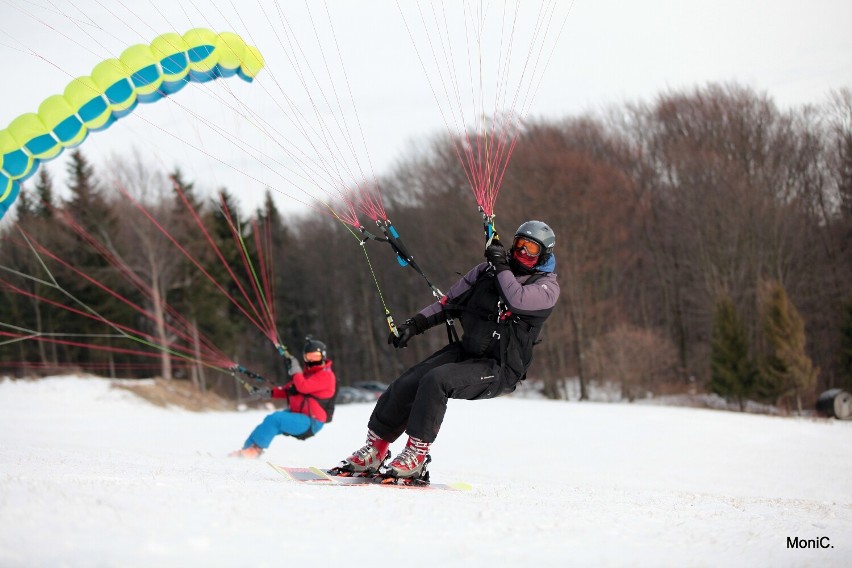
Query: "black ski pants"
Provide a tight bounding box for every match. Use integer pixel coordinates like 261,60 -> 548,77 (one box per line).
368,342 -> 518,443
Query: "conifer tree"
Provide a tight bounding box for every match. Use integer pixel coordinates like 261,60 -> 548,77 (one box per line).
0,189 -> 38,367
201,189 -> 245,371
167,169 -> 212,388
64,150 -> 113,236
9,175 -> 60,368
13,185 -> 35,221
252,190 -> 300,382
257,191 -> 293,323
60,150 -> 127,373
169,169 -> 201,218
841,297 -> 852,389
32,168 -> 56,220
758,280 -> 819,414
710,293 -> 755,411
837,128 -> 852,220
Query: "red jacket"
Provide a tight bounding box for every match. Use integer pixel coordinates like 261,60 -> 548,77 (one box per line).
271,360 -> 336,423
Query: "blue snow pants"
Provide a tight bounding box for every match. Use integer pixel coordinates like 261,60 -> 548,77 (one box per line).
244,410 -> 324,449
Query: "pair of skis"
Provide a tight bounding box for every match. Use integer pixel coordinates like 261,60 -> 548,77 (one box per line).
268,463 -> 472,492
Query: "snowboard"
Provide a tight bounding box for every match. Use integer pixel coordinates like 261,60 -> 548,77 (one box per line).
267,463 -> 472,491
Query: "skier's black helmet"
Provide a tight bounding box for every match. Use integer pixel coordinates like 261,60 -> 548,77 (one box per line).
512,220 -> 556,266
303,336 -> 327,366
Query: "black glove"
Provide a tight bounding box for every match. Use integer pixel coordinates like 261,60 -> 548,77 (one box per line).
388,314 -> 428,349
485,239 -> 510,272
388,319 -> 415,349
249,386 -> 272,400
285,384 -> 298,396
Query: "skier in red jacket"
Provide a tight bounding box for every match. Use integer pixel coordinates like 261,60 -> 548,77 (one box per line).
229,338 -> 337,459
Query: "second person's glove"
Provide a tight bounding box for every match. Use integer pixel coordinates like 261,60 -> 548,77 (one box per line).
388,314 -> 428,349
287,356 -> 302,376
249,386 -> 272,400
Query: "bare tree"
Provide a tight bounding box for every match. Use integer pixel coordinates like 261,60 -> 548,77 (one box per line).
587,324 -> 678,401
616,84 -> 817,387
108,155 -> 189,381
503,120 -> 638,399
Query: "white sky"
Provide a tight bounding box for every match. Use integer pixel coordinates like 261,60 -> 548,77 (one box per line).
1,0 -> 850,220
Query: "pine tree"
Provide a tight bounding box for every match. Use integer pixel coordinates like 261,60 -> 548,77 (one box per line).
192,189 -> 245,380
59,150 -> 128,374
841,297 -> 852,390
12,184 -> 35,222
709,293 -> 756,411
0,190 -> 38,369
758,280 -> 819,414
33,168 -> 56,219
167,169 -> 212,388
8,175 -> 61,369
837,129 -> 852,221
169,169 -> 201,218
64,150 -> 113,235
252,190 -> 299,382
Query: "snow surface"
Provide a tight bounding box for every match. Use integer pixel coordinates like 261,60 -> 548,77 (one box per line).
0,376 -> 850,568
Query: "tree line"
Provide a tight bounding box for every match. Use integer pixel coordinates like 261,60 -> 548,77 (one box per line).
1,82 -> 850,412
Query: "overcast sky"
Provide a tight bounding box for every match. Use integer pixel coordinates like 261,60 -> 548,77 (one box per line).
1,0 -> 850,221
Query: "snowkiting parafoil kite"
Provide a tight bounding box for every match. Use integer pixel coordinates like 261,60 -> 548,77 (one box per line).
0,28 -> 264,219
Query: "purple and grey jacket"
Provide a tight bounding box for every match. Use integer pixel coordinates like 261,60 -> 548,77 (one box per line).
419,262 -> 559,320
416,260 -> 560,378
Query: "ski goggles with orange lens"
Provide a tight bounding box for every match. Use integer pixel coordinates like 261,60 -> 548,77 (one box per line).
513,236 -> 542,256
304,351 -> 324,363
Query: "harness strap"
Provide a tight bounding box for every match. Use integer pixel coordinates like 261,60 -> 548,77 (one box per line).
444,317 -> 460,344
289,392 -> 334,440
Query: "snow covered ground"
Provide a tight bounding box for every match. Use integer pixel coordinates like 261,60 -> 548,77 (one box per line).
0,376 -> 850,568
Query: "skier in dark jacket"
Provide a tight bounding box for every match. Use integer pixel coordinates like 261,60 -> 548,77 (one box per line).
230,338 -> 336,459
335,220 -> 560,479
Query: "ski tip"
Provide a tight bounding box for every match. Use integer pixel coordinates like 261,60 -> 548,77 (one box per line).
266,461 -> 286,476
447,482 -> 474,491
307,466 -> 335,480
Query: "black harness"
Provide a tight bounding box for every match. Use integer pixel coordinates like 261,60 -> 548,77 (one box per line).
443,269 -> 551,379
291,374 -> 337,441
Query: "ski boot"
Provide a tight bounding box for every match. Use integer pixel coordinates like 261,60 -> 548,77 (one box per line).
328,429 -> 391,477
228,444 -> 263,459
380,436 -> 431,486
